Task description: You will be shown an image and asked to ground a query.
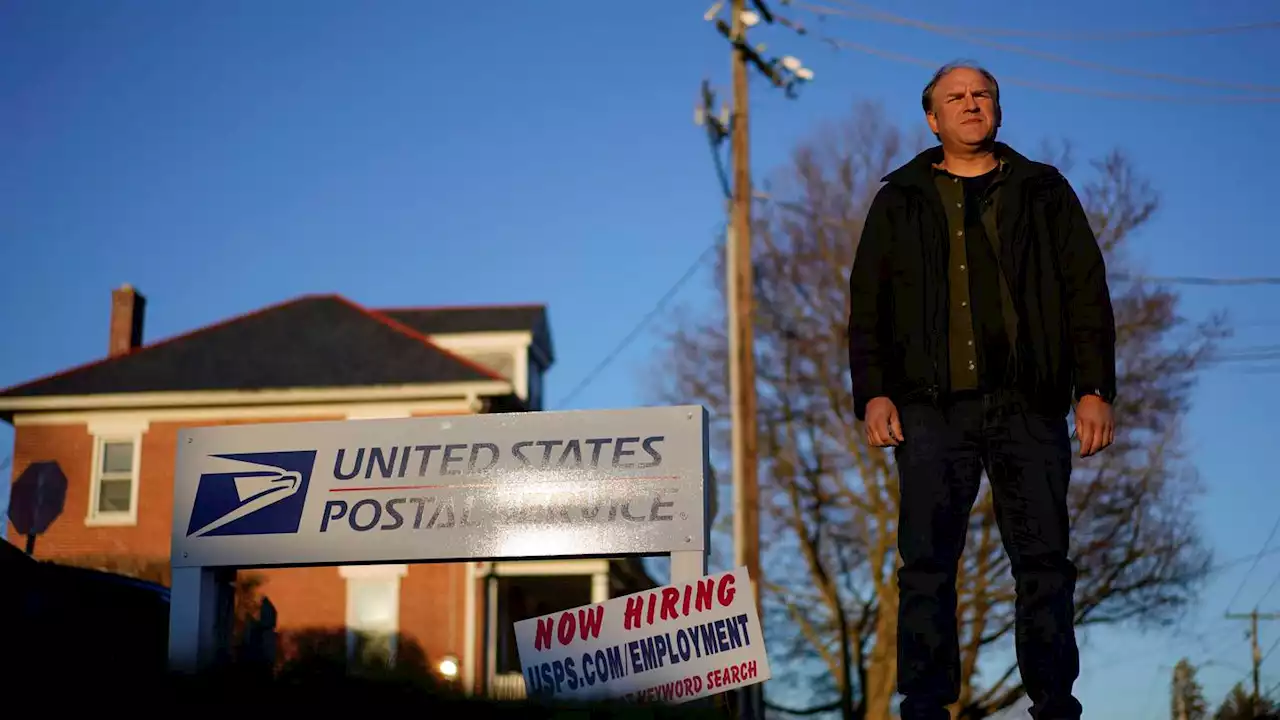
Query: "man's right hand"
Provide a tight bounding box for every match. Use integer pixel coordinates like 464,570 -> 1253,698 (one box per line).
865,396 -> 903,447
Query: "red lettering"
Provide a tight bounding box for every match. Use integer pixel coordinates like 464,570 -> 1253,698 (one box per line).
716,572 -> 736,607
623,595 -> 643,630
660,587 -> 680,620
705,660 -> 758,689
694,578 -> 714,612
630,675 -> 705,703
623,573 -> 740,635
577,604 -> 605,641
534,616 -> 554,651
556,611 -> 576,647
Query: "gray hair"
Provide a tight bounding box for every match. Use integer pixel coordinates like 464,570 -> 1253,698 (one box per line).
921,61 -> 1001,113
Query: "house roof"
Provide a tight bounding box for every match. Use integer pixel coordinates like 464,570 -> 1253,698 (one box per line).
380,304 -> 554,363
0,294 -> 544,400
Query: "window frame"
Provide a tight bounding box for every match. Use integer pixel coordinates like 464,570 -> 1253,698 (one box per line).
86,433 -> 143,526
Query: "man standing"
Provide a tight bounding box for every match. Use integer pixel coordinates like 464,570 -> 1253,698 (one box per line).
846,62 -> 1117,720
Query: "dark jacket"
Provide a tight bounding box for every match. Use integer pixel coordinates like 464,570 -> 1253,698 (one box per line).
846,143 -> 1117,421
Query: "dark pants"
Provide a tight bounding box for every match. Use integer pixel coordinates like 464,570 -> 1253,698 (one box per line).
894,392 -> 1081,720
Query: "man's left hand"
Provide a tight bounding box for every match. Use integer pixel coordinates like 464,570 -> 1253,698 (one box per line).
1074,394 -> 1115,458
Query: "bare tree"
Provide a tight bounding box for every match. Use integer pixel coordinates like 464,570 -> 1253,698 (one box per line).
652,102 -> 1220,720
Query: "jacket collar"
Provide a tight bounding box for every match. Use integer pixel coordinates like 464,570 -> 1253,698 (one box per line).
882,142 -> 1057,190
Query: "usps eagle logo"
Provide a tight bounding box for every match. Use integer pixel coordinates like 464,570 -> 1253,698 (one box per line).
185,451 -> 317,538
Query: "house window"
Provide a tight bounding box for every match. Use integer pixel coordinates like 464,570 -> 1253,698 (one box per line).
88,436 -> 140,524
343,566 -> 405,668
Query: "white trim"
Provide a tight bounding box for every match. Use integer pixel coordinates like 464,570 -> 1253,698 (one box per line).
85,429 -> 145,527
12,399 -> 477,427
86,417 -> 151,436
514,348 -> 529,401
490,559 -> 609,577
0,381 -> 511,413
338,564 -> 409,579
345,408 -> 413,420
591,572 -> 609,604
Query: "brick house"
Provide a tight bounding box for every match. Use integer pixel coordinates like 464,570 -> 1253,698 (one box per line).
0,284 -> 655,696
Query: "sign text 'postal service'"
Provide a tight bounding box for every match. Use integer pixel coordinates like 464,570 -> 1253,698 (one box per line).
171,406 -> 708,568
514,567 -> 771,705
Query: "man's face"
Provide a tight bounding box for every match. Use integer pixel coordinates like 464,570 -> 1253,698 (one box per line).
926,67 -> 999,148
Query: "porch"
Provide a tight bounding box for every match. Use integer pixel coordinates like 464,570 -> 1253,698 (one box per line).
478,557 -> 656,699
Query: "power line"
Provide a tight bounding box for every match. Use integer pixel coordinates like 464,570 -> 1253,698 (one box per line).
828,36 -> 1280,104
1214,547 -> 1280,577
1264,634 -> 1280,665
884,19 -> 1280,43
1111,273 -> 1280,286
1081,549 -> 1280,681
803,0 -> 1280,95
1225,514 -> 1280,613
1261,569 -> 1280,610
775,13 -> 1280,104
1212,346 -> 1280,363
798,1 -> 1280,42
754,190 -> 1280,287
552,235 -> 721,410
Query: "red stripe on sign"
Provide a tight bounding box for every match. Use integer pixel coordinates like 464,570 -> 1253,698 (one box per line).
328,475 -> 685,492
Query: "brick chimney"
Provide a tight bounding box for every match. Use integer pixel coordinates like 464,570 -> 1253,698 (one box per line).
108,283 -> 146,357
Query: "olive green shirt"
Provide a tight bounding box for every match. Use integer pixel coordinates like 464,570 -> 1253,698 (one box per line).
932,159 -> 1020,392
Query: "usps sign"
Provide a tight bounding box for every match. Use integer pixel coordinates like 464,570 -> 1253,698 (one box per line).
171,406 -> 708,568
514,567 -> 771,704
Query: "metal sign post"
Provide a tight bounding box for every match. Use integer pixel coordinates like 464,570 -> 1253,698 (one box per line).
168,405 -> 712,674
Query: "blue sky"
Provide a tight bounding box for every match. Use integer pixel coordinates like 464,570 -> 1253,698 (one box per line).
1,0 -> 1277,716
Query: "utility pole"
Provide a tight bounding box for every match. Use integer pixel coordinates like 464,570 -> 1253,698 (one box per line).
726,6 -> 761,720
1225,609 -> 1280,710
728,0 -> 761,628
696,4 -> 813,717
